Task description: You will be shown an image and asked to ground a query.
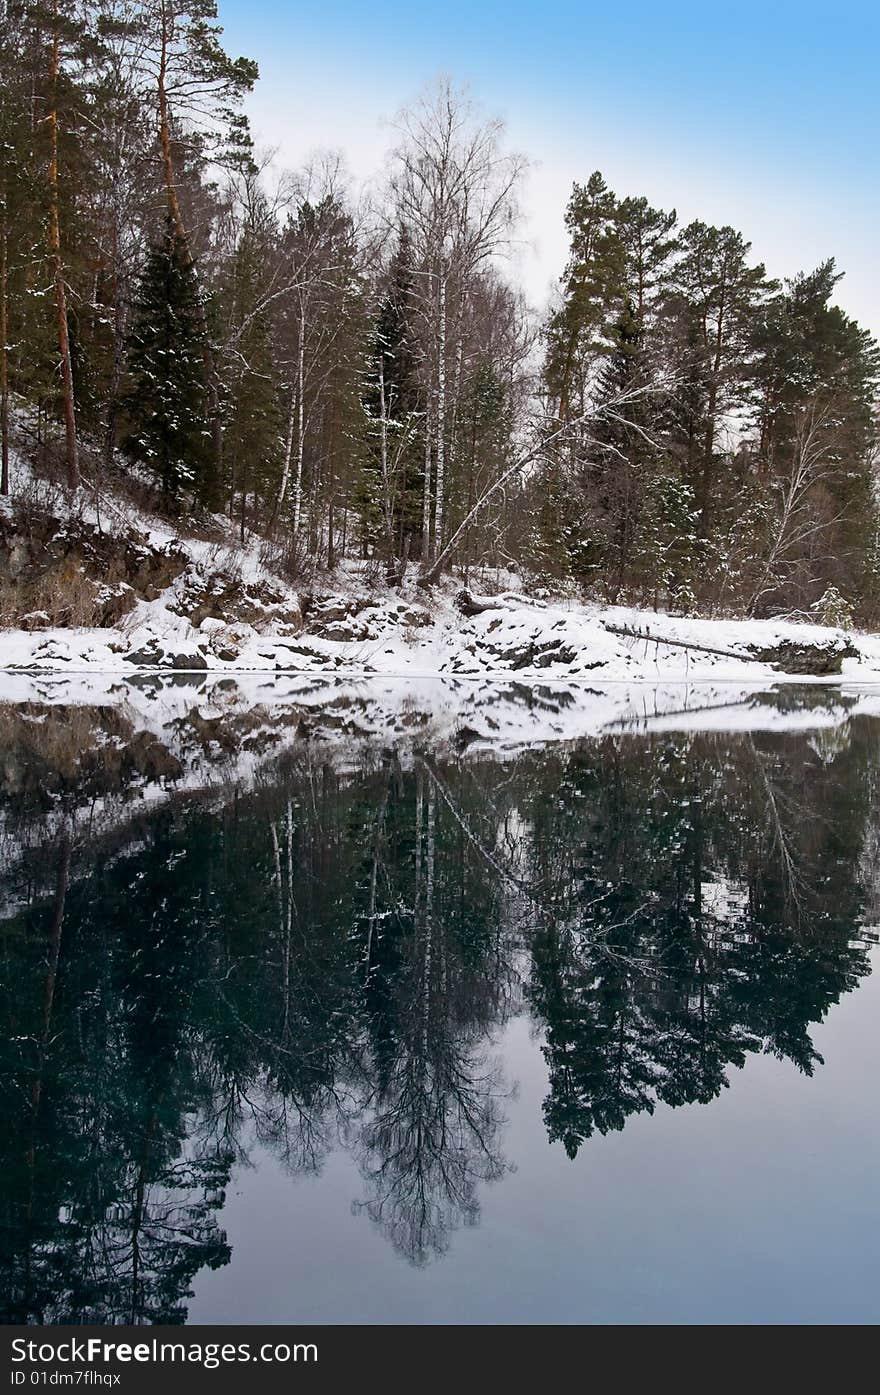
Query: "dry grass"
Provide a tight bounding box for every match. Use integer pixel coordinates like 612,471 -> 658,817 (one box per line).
0,563 -> 135,630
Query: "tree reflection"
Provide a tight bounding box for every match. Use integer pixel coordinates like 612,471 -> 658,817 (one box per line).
352,773 -> 512,1265
0,695 -> 876,1315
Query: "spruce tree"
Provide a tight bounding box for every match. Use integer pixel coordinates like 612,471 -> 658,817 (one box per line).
126,219 -> 214,508
362,229 -> 421,564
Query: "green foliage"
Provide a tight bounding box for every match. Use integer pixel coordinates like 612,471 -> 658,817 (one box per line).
544,172 -> 624,418
810,586 -> 855,630
125,220 -> 215,506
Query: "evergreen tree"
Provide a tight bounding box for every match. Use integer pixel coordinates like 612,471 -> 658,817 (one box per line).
125,219 -> 214,507
590,301 -> 647,596
742,261 -> 880,613
361,228 -> 422,567
615,195 -> 678,326
544,171 -> 623,424
672,222 -> 774,534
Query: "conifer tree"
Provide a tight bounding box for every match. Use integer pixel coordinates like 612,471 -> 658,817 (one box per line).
125,219 -> 213,507
362,229 -> 422,568
544,172 -> 624,424
589,301 -> 648,597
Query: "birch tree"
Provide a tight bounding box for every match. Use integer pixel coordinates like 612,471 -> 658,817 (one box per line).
388,80 -> 526,570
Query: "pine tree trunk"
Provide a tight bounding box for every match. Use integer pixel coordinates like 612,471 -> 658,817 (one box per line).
48,4 -> 78,490
158,2 -> 185,241
0,211 -> 9,496
700,379 -> 717,535
700,304 -> 725,535
157,1 -> 222,486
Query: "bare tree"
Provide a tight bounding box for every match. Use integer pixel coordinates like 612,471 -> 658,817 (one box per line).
420,378 -> 670,585
746,398 -> 848,615
388,80 -> 527,568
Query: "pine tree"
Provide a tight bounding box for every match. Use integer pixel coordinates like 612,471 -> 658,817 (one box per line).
615,195 -> 677,325
747,261 -> 880,614
673,222 -> 774,534
544,172 -> 624,424
125,219 -> 214,507
589,301 -> 647,598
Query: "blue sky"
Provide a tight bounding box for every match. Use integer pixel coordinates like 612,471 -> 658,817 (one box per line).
220,1 -> 880,331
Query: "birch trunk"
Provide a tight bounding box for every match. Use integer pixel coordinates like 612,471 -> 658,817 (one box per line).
433,265 -> 447,557
377,353 -> 395,554
292,302 -> 306,538
421,411 -> 432,565
272,381 -> 297,522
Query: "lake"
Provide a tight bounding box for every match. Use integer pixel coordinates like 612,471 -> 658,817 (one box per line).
1,677 -> 878,1325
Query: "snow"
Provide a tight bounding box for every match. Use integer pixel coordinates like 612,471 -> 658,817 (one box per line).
3,434 -> 880,681
3,579 -> 880,681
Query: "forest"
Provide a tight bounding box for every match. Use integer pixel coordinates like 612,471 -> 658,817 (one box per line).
1,0 -> 879,621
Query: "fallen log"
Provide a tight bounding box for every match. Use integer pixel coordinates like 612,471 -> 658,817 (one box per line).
456,588 -> 503,617
601,622 -> 743,660
602,621 -> 858,675
455,587 -> 547,617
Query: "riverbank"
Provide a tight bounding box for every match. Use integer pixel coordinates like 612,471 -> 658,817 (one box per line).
2,580 -> 878,681
2,459 -> 879,681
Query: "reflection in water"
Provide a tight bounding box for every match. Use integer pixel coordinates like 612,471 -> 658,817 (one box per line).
0,684 -> 876,1321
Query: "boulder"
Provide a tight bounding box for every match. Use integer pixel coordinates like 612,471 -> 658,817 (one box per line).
748,638 -> 858,676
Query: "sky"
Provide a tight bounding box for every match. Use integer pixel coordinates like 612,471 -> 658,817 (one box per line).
219,0 -> 880,333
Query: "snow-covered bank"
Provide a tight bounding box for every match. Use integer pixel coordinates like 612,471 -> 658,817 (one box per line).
2,578 -> 879,680
3,458 -> 880,681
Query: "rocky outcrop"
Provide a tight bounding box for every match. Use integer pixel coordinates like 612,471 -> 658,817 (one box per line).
167,565 -> 302,634
0,505 -> 186,628
747,638 -> 859,676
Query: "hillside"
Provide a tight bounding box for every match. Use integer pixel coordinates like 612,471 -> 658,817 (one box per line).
1,450 -> 878,681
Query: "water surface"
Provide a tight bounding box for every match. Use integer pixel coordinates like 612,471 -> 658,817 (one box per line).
1,679 -> 878,1324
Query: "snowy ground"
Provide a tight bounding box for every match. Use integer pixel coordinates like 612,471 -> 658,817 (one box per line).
3,444 -> 880,681
2,586 -> 879,680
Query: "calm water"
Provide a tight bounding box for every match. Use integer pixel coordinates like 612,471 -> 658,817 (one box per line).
1,679 -> 878,1325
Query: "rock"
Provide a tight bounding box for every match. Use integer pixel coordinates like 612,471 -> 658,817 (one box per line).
167,566 -> 301,632
19,610 -> 51,632
315,617 -> 374,642
397,605 -> 433,628
748,638 -> 859,676
508,640 -> 578,670
0,507 -> 187,626
93,581 -> 136,626
124,645 -> 161,667
306,595 -> 375,637
171,652 -> 208,670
